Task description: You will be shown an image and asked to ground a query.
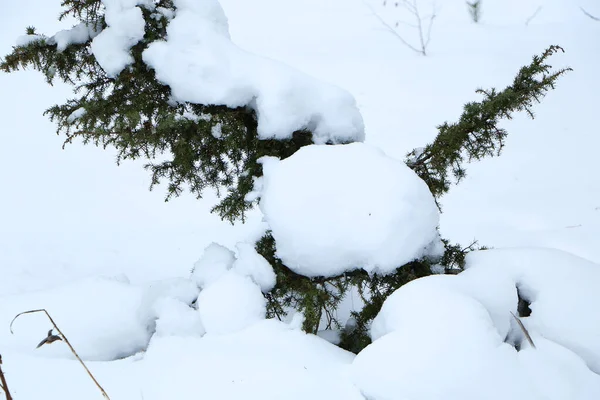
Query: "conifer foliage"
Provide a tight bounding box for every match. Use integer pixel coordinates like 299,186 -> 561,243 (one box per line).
406,45 -> 571,199
0,0 -> 315,222
1,0 -> 570,352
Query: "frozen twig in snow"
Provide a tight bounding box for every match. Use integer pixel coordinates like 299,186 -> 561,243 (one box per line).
10,309 -> 111,399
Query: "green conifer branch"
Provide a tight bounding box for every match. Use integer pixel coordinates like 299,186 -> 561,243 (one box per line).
406,45 -> 572,199
0,1 -> 315,222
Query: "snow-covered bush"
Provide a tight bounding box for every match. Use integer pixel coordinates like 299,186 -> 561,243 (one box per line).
352,248 -> 600,400
1,0 -> 570,354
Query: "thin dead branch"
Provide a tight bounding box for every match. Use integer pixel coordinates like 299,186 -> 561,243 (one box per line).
366,0 -> 436,56
367,2 -> 423,54
510,311 -> 536,349
525,6 -> 543,26
10,309 -> 110,399
581,7 -> 600,21
0,354 -> 13,400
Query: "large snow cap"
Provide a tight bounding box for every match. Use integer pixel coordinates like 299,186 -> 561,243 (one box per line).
258,142 -> 440,277
90,0 -> 149,76
142,0 -> 364,143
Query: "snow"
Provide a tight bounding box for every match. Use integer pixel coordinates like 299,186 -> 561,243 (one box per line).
140,320 -> 362,400
15,34 -> 46,46
152,296 -> 204,337
196,271 -> 266,335
66,107 -> 86,122
258,142 -> 440,277
1,0 -> 600,399
0,276 -> 149,361
90,0 -> 148,76
142,0 -> 365,143
463,248 -> 600,374
192,241 -> 275,334
232,242 -> 276,292
317,329 -> 342,345
191,242 -> 236,288
49,23 -> 100,52
137,277 -> 200,334
191,241 -> 275,293
352,248 -> 600,400
211,122 -> 223,138
154,6 -> 176,20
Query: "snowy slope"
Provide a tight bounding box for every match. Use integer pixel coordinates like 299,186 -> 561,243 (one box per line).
1,0 -> 599,399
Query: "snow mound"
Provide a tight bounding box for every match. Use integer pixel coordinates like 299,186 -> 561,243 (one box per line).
191,242 -> 236,288
196,271 -> 266,335
137,277 -> 201,336
0,276 -> 148,361
258,142 -> 440,277
191,241 -> 277,334
192,241 -> 276,291
142,0 -> 364,143
153,296 -> 204,337
464,248 -> 600,374
232,242 -> 276,292
352,248 -> 600,400
142,319 -> 362,400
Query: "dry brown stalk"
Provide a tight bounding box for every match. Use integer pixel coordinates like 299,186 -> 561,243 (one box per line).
10,309 -> 110,399
510,311 -> 536,349
0,354 -> 14,400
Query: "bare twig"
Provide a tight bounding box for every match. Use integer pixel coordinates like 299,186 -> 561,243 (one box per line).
0,354 -> 13,400
10,309 -> 111,399
581,7 -> 600,21
366,2 -> 423,54
525,6 -> 543,26
510,311 -> 536,349
365,0 -> 436,56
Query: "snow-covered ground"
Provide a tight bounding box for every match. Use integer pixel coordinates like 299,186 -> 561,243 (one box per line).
1,0 -> 599,399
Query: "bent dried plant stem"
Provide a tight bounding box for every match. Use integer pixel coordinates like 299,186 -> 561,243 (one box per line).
510,311 -> 536,349
0,354 -> 14,400
525,6 -> 542,26
10,309 -> 110,399
581,7 -> 600,21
